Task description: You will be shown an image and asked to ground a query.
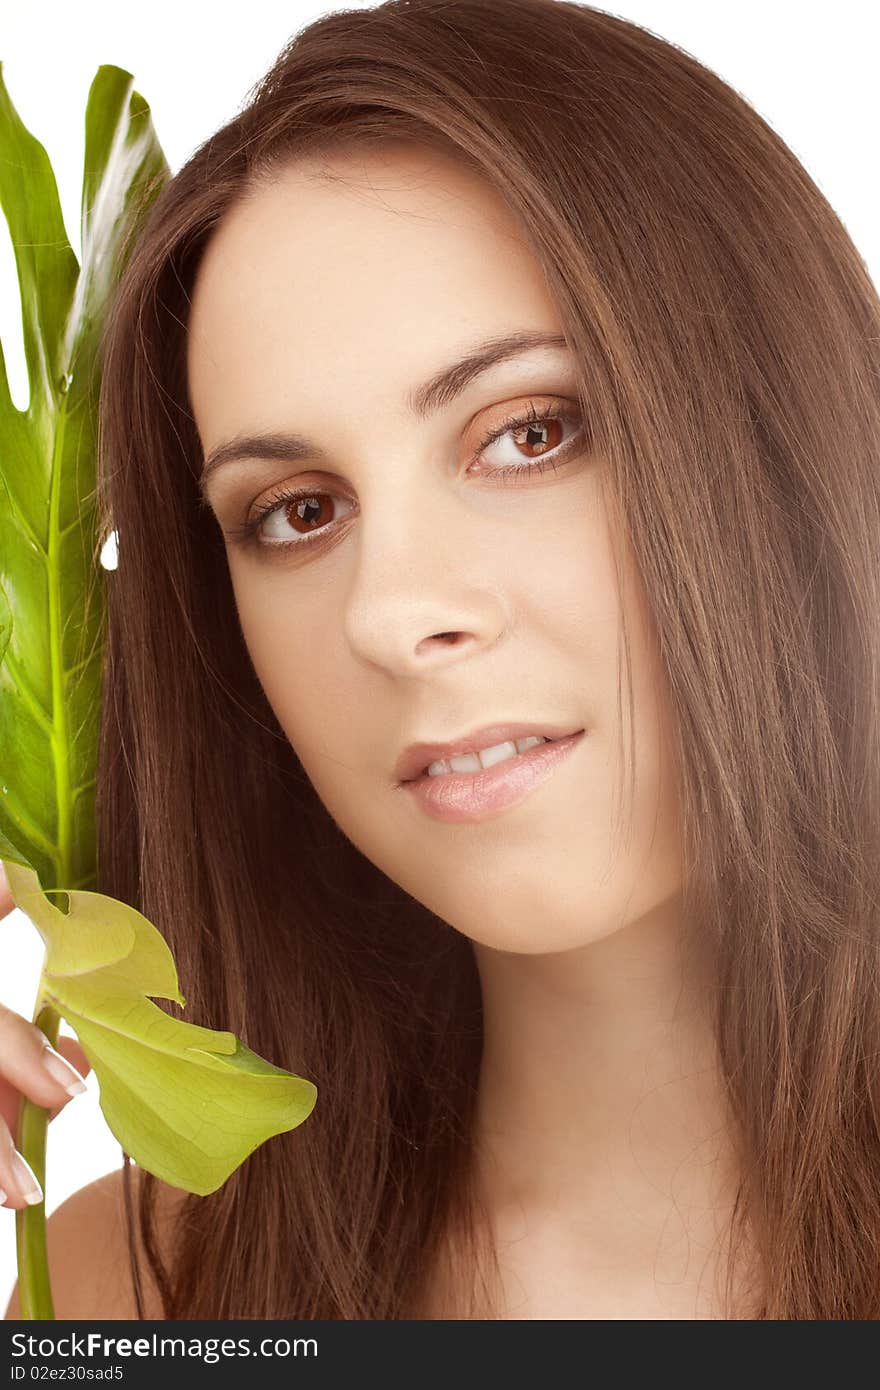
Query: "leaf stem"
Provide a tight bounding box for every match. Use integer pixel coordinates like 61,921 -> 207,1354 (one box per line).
15,1003 -> 59,1320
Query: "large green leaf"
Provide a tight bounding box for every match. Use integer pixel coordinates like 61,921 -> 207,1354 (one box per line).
0,63 -> 167,897
3,853 -> 317,1195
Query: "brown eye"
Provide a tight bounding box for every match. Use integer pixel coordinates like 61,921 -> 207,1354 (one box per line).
274,493 -> 335,536
227,486 -> 355,553
509,416 -> 565,459
469,400 -> 586,481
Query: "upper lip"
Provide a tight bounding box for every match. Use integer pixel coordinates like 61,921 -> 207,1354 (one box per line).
394,722 -> 584,783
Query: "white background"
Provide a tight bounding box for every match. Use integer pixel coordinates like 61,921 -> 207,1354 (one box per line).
1,0 -> 877,1315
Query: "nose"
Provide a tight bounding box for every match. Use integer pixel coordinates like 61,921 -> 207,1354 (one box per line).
341,484 -> 509,677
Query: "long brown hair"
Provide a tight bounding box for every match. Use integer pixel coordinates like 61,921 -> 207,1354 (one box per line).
94,0 -> 880,1318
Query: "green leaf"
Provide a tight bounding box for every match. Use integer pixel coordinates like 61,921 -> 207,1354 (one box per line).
4,858 -> 317,1195
0,575 -> 11,670
0,63 -> 168,898
0,824 -> 33,870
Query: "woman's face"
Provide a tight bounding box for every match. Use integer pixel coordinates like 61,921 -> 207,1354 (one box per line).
189,141 -> 682,954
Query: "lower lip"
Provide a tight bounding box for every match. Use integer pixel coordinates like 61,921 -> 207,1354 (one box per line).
398,731 -> 585,823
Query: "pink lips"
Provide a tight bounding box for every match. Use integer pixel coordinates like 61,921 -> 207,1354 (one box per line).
394,722 -> 583,784
399,729 -> 585,823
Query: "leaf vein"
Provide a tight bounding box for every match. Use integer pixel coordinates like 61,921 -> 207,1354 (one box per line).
0,788 -> 56,861
1,484 -> 47,558
0,648 -> 53,732
71,776 -> 97,802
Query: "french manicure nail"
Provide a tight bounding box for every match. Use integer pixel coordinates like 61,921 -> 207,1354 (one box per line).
11,1149 -> 43,1205
40,1043 -> 87,1097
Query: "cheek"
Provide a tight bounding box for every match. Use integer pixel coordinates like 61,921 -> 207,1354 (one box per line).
231,576 -> 351,764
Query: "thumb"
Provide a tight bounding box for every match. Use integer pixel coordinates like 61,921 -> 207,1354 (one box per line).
0,861 -> 14,920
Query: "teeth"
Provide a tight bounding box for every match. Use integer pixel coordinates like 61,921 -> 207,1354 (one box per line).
515,735 -> 548,754
426,735 -> 548,778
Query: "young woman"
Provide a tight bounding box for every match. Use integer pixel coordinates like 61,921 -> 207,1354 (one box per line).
3,0 -> 880,1319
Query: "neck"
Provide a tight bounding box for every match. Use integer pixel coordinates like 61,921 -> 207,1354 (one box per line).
465,899 -> 756,1315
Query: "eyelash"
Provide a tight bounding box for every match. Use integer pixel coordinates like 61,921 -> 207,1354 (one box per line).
224,399 -> 585,555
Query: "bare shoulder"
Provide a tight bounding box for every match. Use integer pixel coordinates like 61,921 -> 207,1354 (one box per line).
4,1166 -> 187,1321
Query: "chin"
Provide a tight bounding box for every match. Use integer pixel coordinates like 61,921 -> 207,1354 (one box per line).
443,897 -> 612,957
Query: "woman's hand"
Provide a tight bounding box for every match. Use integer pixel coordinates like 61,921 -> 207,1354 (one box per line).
0,860 -> 92,1209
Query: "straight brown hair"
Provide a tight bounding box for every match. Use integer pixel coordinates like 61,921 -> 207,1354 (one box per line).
94,0 -> 880,1318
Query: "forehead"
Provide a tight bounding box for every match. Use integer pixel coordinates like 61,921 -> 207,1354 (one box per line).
186,143 -> 564,428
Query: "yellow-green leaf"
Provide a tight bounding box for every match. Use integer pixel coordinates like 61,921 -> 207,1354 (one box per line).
4,857 -> 317,1196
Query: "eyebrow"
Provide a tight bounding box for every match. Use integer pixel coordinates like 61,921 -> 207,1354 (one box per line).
197,329 -> 570,497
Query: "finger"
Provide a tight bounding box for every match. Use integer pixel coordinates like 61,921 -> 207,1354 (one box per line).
0,1071 -> 83,1135
23,1038 -> 93,1127
0,1113 -> 43,1210
53,1034 -> 91,1085
0,862 -> 14,920
0,1002 -> 88,1116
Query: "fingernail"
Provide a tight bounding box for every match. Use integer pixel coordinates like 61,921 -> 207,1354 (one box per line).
39,1043 -> 87,1097
11,1149 -> 43,1205
0,1188 -> 7,1204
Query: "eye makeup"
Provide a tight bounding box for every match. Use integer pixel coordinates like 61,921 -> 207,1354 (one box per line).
221,396 -> 587,558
